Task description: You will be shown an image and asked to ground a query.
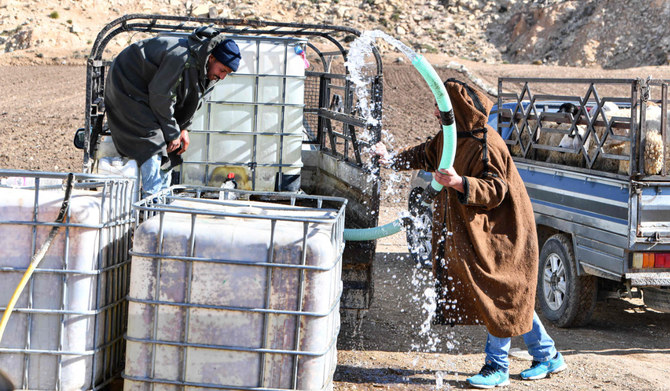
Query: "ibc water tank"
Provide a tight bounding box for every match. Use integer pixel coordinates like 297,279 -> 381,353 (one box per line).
0,171 -> 134,390
182,36 -> 307,192
123,193 -> 344,390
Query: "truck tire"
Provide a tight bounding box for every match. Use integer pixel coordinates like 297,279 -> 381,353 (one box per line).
537,234 -> 597,327
405,188 -> 432,268
643,287 -> 670,313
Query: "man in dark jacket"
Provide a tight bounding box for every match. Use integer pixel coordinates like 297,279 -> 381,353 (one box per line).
374,79 -> 566,388
104,27 -> 241,197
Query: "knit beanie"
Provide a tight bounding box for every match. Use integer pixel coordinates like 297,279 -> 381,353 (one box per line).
211,39 -> 241,72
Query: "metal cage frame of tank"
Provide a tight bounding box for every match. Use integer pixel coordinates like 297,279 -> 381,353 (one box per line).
77,14 -> 384,325
0,169 -> 136,391
125,186 -> 346,390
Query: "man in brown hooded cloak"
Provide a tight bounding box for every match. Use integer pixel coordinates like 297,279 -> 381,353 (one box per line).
375,78 -> 567,388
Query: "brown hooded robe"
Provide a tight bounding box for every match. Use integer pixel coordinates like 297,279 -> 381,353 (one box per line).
393,80 -> 538,338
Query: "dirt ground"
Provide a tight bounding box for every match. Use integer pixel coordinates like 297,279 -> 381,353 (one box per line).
1,62 -> 670,390
336,247 -> 670,391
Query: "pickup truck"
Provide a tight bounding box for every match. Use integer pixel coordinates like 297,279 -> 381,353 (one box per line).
408,77 -> 670,327
74,14 -> 384,328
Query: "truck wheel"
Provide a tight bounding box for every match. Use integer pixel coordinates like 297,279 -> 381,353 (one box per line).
405,188 -> 432,268
537,234 -> 597,327
643,287 -> 670,313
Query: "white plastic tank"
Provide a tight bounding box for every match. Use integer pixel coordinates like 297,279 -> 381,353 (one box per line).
182,36 -> 307,192
94,134 -> 121,160
0,171 -> 134,390
123,193 -> 344,391
95,156 -> 140,204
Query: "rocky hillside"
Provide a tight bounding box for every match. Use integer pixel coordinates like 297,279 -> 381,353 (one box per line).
1,0 -> 670,68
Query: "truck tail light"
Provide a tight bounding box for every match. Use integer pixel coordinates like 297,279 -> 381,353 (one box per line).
657,253 -> 670,268
633,252 -> 670,268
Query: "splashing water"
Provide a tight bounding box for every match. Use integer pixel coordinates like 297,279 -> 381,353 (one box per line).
347,31 -> 457,367
347,30 -> 418,183
435,371 -> 445,390
345,30 -> 418,134
347,31 -> 420,208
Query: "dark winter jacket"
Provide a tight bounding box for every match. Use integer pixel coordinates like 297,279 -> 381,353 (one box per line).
392,80 -> 538,338
104,27 -> 227,166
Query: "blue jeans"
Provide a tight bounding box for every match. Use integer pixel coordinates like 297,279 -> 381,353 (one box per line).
139,155 -> 171,198
485,312 -> 557,371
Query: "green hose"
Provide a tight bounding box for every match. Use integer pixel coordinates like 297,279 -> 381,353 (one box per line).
343,54 -> 457,241
342,220 -> 404,242
412,55 -> 457,193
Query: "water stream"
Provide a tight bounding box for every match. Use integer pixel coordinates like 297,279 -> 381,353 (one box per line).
345,30 -> 456,386
345,30 -> 416,130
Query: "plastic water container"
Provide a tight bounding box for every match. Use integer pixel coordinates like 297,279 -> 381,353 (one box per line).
182,36 -> 307,192
95,156 -> 140,204
94,134 -> 121,160
214,75 -> 304,105
0,170 -> 134,390
93,135 -> 140,202
123,189 -> 345,391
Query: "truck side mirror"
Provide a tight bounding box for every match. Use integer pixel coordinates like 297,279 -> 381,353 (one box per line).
73,128 -> 86,150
